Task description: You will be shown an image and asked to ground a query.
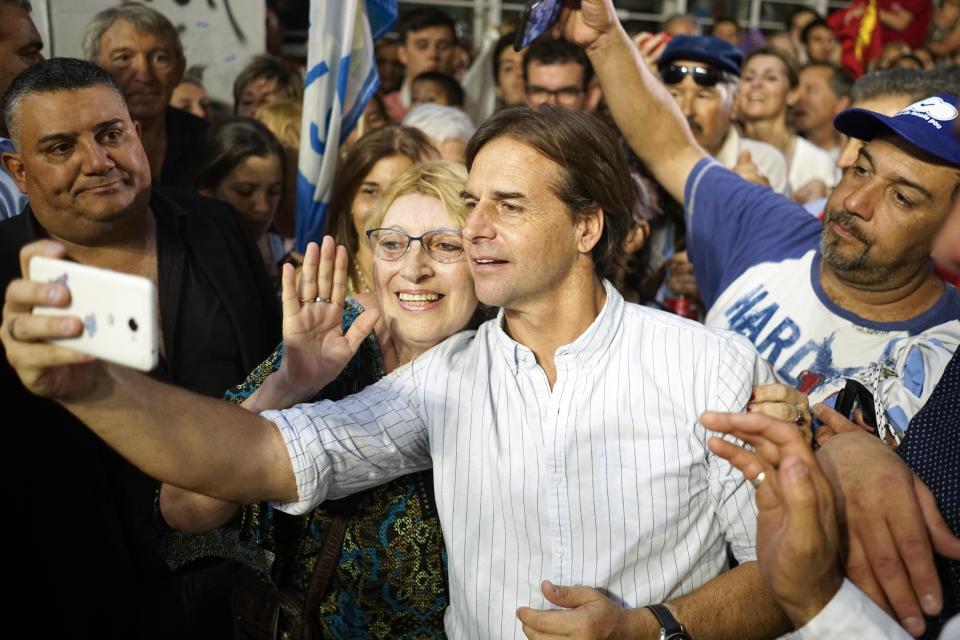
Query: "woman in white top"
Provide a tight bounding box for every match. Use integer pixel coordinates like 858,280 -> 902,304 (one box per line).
736,48 -> 837,204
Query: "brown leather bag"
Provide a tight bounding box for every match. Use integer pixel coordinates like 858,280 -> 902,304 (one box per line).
231,514 -> 349,640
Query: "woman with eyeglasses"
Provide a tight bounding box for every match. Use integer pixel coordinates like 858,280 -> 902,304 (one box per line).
736,48 -> 837,204
325,125 -> 438,296
160,161 -> 479,639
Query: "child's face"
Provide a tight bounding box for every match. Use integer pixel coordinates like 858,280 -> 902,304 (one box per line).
411,79 -> 452,107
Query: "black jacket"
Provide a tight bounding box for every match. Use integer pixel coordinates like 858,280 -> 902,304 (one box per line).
0,188 -> 281,639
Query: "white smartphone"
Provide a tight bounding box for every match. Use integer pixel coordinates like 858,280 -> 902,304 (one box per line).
29,256 -> 159,372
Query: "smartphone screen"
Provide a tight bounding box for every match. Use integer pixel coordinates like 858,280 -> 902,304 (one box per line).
514,0 -> 564,51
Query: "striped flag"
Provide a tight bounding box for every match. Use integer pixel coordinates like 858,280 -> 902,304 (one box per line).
295,0 -> 397,252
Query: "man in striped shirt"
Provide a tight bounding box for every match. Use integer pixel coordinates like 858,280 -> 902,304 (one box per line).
4,26 -> 794,640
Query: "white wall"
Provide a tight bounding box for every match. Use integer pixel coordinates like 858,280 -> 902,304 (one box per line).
44,0 -> 265,106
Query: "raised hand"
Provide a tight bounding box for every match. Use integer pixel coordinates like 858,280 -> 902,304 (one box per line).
1,240 -> 100,401
258,237 -> 379,408
704,411 -> 843,628
556,0 -> 622,50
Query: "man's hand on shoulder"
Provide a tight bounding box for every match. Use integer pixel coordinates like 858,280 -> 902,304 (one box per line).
517,580 -> 653,639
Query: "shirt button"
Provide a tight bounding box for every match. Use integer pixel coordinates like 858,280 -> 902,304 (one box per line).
551,473 -> 562,486
553,547 -> 563,558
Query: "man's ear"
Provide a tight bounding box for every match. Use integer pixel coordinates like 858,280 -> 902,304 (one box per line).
134,120 -> 142,138
786,86 -> 800,108
1,151 -> 27,193
576,205 -> 604,254
623,220 -> 651,255
397,43 -> 409,67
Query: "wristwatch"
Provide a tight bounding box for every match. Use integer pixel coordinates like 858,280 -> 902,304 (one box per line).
645,603 -> 692,640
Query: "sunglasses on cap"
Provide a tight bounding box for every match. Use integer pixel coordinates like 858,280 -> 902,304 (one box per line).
660,64 -> 722,87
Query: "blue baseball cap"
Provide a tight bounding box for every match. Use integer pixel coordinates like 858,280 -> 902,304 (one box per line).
834,94 -> 960,167
658,35 -> 744,77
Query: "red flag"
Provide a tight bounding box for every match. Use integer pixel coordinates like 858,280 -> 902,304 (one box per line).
828,0 -> 884,77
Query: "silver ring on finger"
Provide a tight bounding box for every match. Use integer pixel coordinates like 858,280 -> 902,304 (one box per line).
750,470 -> 766,490
793,404 -> 805,425
299,296 -> 332,304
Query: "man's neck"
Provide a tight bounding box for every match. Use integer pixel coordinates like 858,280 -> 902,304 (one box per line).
51,207 -> 157,277
502,271 -> 607,388
805,122 -> 841,153
820,260 -> 946,323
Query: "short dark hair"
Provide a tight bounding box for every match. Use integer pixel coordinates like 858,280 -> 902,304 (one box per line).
523,37 -> 594,89
0,1 -> 33,11
193,117 -> 286,193
398,8 -> 456,44
465,106 -> 635,282
786,7 -> 819,31
1,57 -> 125,141
744,47 -> 799,88
711,16 -> 740,35
412,71 -> 464,107
850,68 -> 960,104
800,18 -> 832,44
802,62 -> 854,99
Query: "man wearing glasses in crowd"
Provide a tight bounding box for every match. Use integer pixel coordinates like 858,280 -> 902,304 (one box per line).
659,35 -> 788,194
524,36 -> 600,112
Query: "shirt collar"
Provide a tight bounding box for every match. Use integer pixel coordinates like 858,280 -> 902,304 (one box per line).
494,279 -> 624,373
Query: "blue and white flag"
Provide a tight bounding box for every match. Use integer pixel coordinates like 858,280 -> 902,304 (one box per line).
296,0 -> 397,252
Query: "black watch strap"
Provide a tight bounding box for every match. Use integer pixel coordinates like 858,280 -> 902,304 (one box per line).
645,603 -> 692,640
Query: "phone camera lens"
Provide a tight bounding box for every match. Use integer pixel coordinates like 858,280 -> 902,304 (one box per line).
128,318 -> 138,332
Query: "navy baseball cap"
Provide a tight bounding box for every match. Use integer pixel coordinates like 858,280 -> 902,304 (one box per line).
658,35 -> 744,77
834,94 -> 960,167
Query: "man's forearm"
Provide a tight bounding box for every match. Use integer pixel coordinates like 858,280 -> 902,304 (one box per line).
624,562 -> 791,638
584,24 -> 705,202
62,364 -> 298,503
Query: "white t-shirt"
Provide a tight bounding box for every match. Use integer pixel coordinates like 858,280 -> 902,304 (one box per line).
789,135 -> 840,194
685,159 -> 960,414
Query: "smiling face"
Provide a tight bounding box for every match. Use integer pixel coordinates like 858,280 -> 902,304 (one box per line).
3,84 -> 151,244
373,193 -> 477,355
821,137 -> 960,288
738,54 -> 794,121
462,136 -> 595,311
94,19 -> 182,122
202,153 -> 283,239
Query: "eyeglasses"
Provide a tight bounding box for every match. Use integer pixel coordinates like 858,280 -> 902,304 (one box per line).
366,227 -> 464,263
660,64 -> 722,88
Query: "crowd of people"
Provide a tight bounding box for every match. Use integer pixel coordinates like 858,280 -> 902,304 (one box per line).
0,0 -> 958,639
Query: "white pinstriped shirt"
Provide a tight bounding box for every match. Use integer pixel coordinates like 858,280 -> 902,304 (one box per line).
264,281 -> 771,639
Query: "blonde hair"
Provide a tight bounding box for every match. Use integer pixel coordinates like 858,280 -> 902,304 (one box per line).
366,160 -> 468,231
255,99 -> 302,148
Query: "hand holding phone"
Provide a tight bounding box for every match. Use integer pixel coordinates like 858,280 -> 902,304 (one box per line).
514,0 -> 564,51
29,256 -> 159,371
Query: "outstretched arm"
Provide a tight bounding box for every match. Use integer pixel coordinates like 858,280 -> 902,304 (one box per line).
556,0 -> 706,202
2,239 -> 373,506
